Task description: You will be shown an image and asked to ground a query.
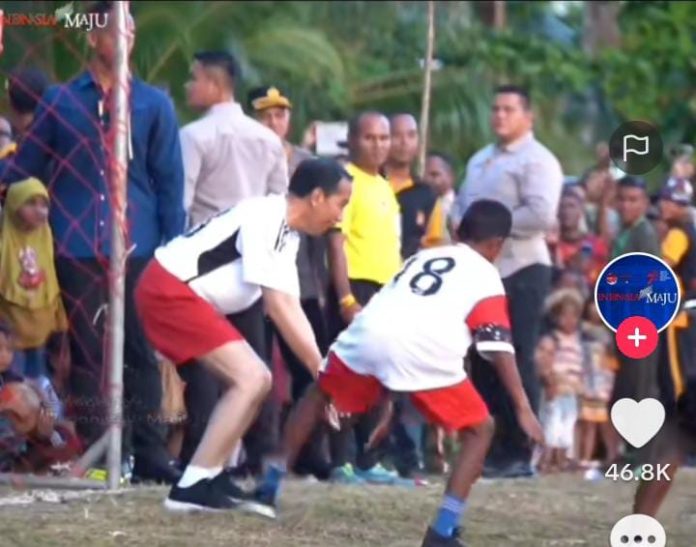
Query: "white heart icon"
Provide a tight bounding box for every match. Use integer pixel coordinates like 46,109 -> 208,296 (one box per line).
611,398 -> 665,448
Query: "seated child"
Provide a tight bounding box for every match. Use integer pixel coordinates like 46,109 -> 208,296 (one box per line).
0,323 -> 80,473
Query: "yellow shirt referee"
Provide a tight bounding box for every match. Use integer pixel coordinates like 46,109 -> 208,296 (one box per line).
327,112 -> 401,329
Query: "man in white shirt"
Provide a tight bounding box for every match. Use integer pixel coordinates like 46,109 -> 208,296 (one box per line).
254,200 -> 544,546
180,51 -> 288,227
135,158 -> 351,513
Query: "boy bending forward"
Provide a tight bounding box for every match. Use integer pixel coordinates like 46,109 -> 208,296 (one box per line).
255,199 -> 544,546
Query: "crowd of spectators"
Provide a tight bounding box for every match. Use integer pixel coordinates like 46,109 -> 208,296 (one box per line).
0,1 -> 694,487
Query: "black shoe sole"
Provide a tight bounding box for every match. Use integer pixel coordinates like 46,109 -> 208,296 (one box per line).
163,497 -> 277,519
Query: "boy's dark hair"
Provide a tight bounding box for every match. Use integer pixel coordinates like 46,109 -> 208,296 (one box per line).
578,166 -> 605,188
617,175 -> 648,192
289,158 -> 351,198
193,51 -> 239,88
561,185 -> 584,202
427,150 -> 455,171
8,68 -> 51,115
348,111 -> 385,139
456,199 -> 512,242
494,85 -> 531,110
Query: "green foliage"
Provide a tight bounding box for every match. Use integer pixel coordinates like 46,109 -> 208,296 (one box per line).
597,1 -> 696,145
2,1 -> 695,181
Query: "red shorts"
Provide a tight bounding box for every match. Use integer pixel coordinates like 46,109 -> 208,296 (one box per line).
135,259 -> 243,365
318,352 -> 490,432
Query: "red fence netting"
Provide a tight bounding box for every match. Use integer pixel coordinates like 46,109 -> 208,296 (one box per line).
0,2 -> 133,484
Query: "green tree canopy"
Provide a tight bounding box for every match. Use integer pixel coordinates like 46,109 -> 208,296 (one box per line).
1,1 -> 694,183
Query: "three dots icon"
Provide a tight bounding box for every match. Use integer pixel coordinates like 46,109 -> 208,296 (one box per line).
610,514 -> 666,546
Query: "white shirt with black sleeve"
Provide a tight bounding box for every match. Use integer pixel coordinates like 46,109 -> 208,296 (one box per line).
154,194 -> 300,316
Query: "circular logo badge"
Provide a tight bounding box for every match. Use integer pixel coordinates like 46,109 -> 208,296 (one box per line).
608,121 -> 663,175
595,253 -> 681,333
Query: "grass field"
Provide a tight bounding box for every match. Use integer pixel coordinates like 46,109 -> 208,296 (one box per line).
1,471 -> 696,546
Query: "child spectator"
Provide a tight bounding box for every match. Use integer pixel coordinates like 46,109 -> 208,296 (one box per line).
0,322 -> 26,470
0,178 -> 70,393
537,288 -> 585,473
580,166 -> 620,242
0,322 -> 79,473
554,187 -> 608,287
542,268 -> 587,334
577,298 -> 618,469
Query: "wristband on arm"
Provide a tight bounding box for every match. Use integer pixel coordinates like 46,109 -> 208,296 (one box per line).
339,294 -> 357,309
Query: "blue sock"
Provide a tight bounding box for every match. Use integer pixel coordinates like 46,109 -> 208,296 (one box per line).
258,460 -> 287,499
432,495 -> 467,538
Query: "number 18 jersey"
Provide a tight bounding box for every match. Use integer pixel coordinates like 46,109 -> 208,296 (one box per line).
330,243 -> 514,391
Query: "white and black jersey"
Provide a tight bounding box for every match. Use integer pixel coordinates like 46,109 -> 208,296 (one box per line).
155,195 -> 300,315
330,243 -> 513,391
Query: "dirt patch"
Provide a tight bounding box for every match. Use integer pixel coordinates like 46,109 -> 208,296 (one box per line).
1,471 -> 695,546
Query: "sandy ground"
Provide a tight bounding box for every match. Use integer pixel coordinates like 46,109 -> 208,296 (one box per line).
1,471 -> 695,546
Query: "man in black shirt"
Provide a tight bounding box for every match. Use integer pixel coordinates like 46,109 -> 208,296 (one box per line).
384,114 -> 437,259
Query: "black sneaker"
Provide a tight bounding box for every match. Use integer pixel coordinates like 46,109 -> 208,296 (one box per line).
421,526 -> 466,547
211,471 -> 252,503
212,470 -> 278,520
163,478 -> 241,513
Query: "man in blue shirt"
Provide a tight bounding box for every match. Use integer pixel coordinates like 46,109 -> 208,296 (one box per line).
0,0 -> 185,483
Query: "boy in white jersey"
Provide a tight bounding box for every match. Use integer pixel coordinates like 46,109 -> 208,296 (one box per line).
254,199 -> 544,546
134,158 -> 352,513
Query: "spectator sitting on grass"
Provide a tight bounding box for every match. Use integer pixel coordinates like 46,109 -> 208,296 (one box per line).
0,322 -> 80,473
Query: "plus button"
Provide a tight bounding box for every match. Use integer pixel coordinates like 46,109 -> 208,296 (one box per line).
627,327 -> 648,348
616,316 -> 658,359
